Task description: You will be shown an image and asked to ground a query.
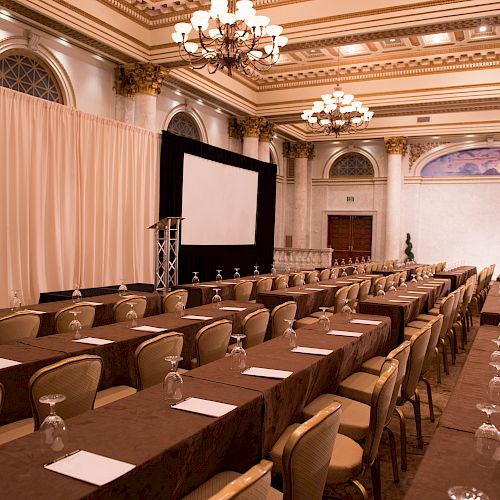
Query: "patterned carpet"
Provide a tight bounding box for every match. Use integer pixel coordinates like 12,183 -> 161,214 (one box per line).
353,316 -> 480,500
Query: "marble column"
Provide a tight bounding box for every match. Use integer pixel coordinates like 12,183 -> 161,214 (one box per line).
115,94 -> 135,124
306,151 -> 315,247
384,136 -> 407,260
114,63 -> 167,131
291,141 -> 314,249
228,117 -> 242,154
239,116 -> 261,159
258,119 -> 274,163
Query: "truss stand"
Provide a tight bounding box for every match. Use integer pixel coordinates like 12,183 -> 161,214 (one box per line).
148,217 -> 184,294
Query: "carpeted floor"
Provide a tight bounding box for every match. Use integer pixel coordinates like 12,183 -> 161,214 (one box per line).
353,316 -> 480,500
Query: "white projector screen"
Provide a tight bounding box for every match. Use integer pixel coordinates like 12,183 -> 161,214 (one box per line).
181,153 -> 259,245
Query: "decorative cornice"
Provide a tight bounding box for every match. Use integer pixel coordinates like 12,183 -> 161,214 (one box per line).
408,142 -> 451,169
384,137 -> 408,155
114,63 -> 168,96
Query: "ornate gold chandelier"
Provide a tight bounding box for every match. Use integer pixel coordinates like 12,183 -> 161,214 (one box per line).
301,50 -> 373,136
172,0 -> 287,77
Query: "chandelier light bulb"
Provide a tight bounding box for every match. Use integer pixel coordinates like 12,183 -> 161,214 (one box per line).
332,89 -> 344,98
184,42 -> 199,54
236,0 -> 253,9
174,22 -> 192,35
266,25 -> 283,37
275,35 -> 288,47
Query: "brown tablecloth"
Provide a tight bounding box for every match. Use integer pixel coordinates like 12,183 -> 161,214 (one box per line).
434,265 -> 476,291
372,265 -> 420,277
480,294 -> 500,326
0,292 -> 161,337
0,344 -> 68,425
0,378 -> 263,500
404,427 -> 500,500
187,313 -> 391,453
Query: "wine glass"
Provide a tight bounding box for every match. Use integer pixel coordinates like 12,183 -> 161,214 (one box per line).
174,296 -> 185,317
490,351 -> 500,377
163,356 -> 183,403
410,274 -> 418,284
352,267 -> 359,275
367,256 -> 371,263
334,259 -> 339,266
341,299 -> 353,322
234,267 -> 241,279
488,376 -> 500,405
318,307 -> 330,331
192,272 -> 200,285
361,257 -> 366,264
475,403 -> 500,468
283,319 -> 297,349
340,268 -> 348,278
388,281 -> 397,292
9,289 -> 22,311
382,263 -> 388,271
355,257 -> 360,264
399,276 -> 408,289
212,288 -> 222,307
341,259 -> 346,266
126,302 -> 138,327
71,284 -> 82,303
216,270 -> 223,283
254,264 -> 259,277
348,258 -> 353,265
118,279 -> 127,297
417,273 -> 424,282
229,334 -> 247,371
271,262 -> 277,276
448,486 -> 489,500
491,338 -> 500,350
68,311 -> 82,340
39,394 -> 67,455
376,284 -> 386,296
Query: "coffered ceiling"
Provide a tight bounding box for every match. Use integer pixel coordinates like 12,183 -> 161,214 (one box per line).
1,0 -> 499,140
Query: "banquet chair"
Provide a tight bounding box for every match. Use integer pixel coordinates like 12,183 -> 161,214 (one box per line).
55,304 -> 96,334
114,296 -> 147,323
292,273 -> 305,287
181,459 -> 275,500
0,312 -> 41,344
255,277 -> 273,294
191,319 -> 232,368
357,279 -> 372,304
384,274 -> 396,291
274,275 -> 289,290
29,354 -> 103,430
459,281 -> 475,347
134,332 -> 184,390
372,276 -> 386,295
268,401 -> 342,500
306,271 -> 319,284
330,268 -> 340,279
325,286 -> 350,314
399,271 -> 408,285
270,302 -> 297,339
233,281 -> 253,302
241,309 -> 270,348
346,283 -> 360,311
404,315 -> 443,421
163,289 -> 188,313
301,361 -> 397,500
319,268 -> 331,281
0,382 -> 3,414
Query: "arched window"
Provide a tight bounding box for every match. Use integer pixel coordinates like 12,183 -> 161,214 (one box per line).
329,153 -> 374,177
167,112 -> 201,141
0,50 -> 63,103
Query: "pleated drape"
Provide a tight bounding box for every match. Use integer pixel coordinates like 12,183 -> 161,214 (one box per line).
0,87 -> 159,307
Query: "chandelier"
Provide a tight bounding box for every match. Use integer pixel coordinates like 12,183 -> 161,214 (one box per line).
172,0 -> 287,77
301,50 -> 373,136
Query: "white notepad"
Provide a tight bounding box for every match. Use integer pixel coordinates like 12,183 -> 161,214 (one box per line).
21,309 -> 45,315
305,288 -> 323,291
336,281 -> 350,284
292,346 -> 333,356
73,337 -> 114,345
199,284 -> 217,287
287,291 -> 308,295
171,397 -> 237,417
222,282 -> 238,285
418,286 -> 438,289
328,330 -> 363,337
389,299 -> 412,303
350,319 -> 382,325
242,367 -> 293,379
407,291 -> 426,295
219,307 -> 247,312
319,284 -> 338,288
81,301 -> 104,306
182,315 -> 213,320
0,357 -> 21,369
44,450 -> 135,486
398,295 -> 418,299
131,326 -> 167,333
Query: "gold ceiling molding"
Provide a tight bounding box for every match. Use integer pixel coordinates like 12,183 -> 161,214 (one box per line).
408,142 -> 451,169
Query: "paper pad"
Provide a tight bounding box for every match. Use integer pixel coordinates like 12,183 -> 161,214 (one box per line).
0,358 -> 22,369
219,307 -> 247,312
327,330 -> 363,338
73,337 -> 114,345
242,367 -> 292,379
350,319 -> 382,325
171,397 -> 237,417
182,315 -> 213,321
292,346 -> 333,356
131,326 -> 167,333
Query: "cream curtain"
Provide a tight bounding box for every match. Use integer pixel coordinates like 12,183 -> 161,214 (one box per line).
0,87 -> 159,307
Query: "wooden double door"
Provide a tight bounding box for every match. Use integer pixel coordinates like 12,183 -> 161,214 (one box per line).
327,215 -> 372,264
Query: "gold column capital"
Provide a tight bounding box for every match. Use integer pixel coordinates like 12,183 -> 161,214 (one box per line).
114,63 -> 168,97
228,117 -> 243,139
259,119 -> 275,142
290,141 -> 314,159
238,116 -> 262,138
384,136 -> 408,155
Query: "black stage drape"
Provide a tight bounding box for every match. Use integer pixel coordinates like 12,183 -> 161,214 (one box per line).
159,131 -> 276,285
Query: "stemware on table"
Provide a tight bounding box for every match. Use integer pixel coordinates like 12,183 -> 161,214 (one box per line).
215,270 -> 223,283
174,296 -> 185,317
341,299 -> 353,322
39,394 -> 68,455
68,311 -> 83,340
254,264 -> 260,277
192,272 -> 200,285
126,302 -> 138,327
474,403 -> 500,468
9,289 -> 22,311
118,279 -> 127,297
448,486 -> 489,500
376,284 -> 386,296
71,284 -> 82,303
212,288 -> 222,307
283,319 -> 297,349
229,334 -> 247,371
318,307 -> 330,332
163,356 -> 183,403
234,268 -> 241,279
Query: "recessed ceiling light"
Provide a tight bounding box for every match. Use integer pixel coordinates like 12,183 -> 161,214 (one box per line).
389,38 -> 396,42
173,89 -> 182,96
479,25 -> 488,33
58,37 -> 70,46
465,134 -> 476,138
431,136 -> 440,139
197,99 -> 204,105
94,55 -> 104,61
0,9 -> 10,15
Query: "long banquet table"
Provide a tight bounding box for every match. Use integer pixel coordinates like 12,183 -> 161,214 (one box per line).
0,301 -> 262,425
0,292 -> 162,337
0,312 -> 391,499
434,265 -> 477,291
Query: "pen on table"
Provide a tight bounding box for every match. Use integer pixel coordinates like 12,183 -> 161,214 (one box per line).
44,449 -> 81,466
170,396 -> 192,408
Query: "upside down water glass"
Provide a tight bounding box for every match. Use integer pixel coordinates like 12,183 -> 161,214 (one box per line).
318,307 -> 330,331
163,356 -> 183,403
283,319 -> 297,349
230,334 -> 247,371
212,288 -> 222,307
68,311 -> 82,340
39,394 -> 67,456
192,272 -> 200,285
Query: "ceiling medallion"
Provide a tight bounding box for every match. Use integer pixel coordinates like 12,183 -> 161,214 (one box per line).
172,0 -> 287,77
301,49 -> 373,136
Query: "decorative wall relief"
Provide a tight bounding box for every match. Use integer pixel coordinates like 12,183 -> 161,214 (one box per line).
421,148 -> 500,177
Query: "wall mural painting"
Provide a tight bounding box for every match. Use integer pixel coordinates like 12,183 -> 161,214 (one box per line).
421,148 -> 500,177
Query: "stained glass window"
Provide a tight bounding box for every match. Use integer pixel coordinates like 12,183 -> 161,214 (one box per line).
0,51 -> 63,103
330,153 -> 374,177
167,112 -> 201,141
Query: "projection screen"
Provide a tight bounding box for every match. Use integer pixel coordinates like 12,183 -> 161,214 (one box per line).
181,153 -> 259,245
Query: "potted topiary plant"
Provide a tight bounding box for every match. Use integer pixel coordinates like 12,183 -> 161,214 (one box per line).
405,233 -> 414,262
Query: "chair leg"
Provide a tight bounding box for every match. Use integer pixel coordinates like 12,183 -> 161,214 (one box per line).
349,479 -> 369,500
448,331 -> 456,365
441,339 -> 450,375
422,377 -> 435,423
394,407 -> 407,471
434,346 -> 442,384
410,389 -> 424,449
384,426 -> 399,484
370,454 -> 382,500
